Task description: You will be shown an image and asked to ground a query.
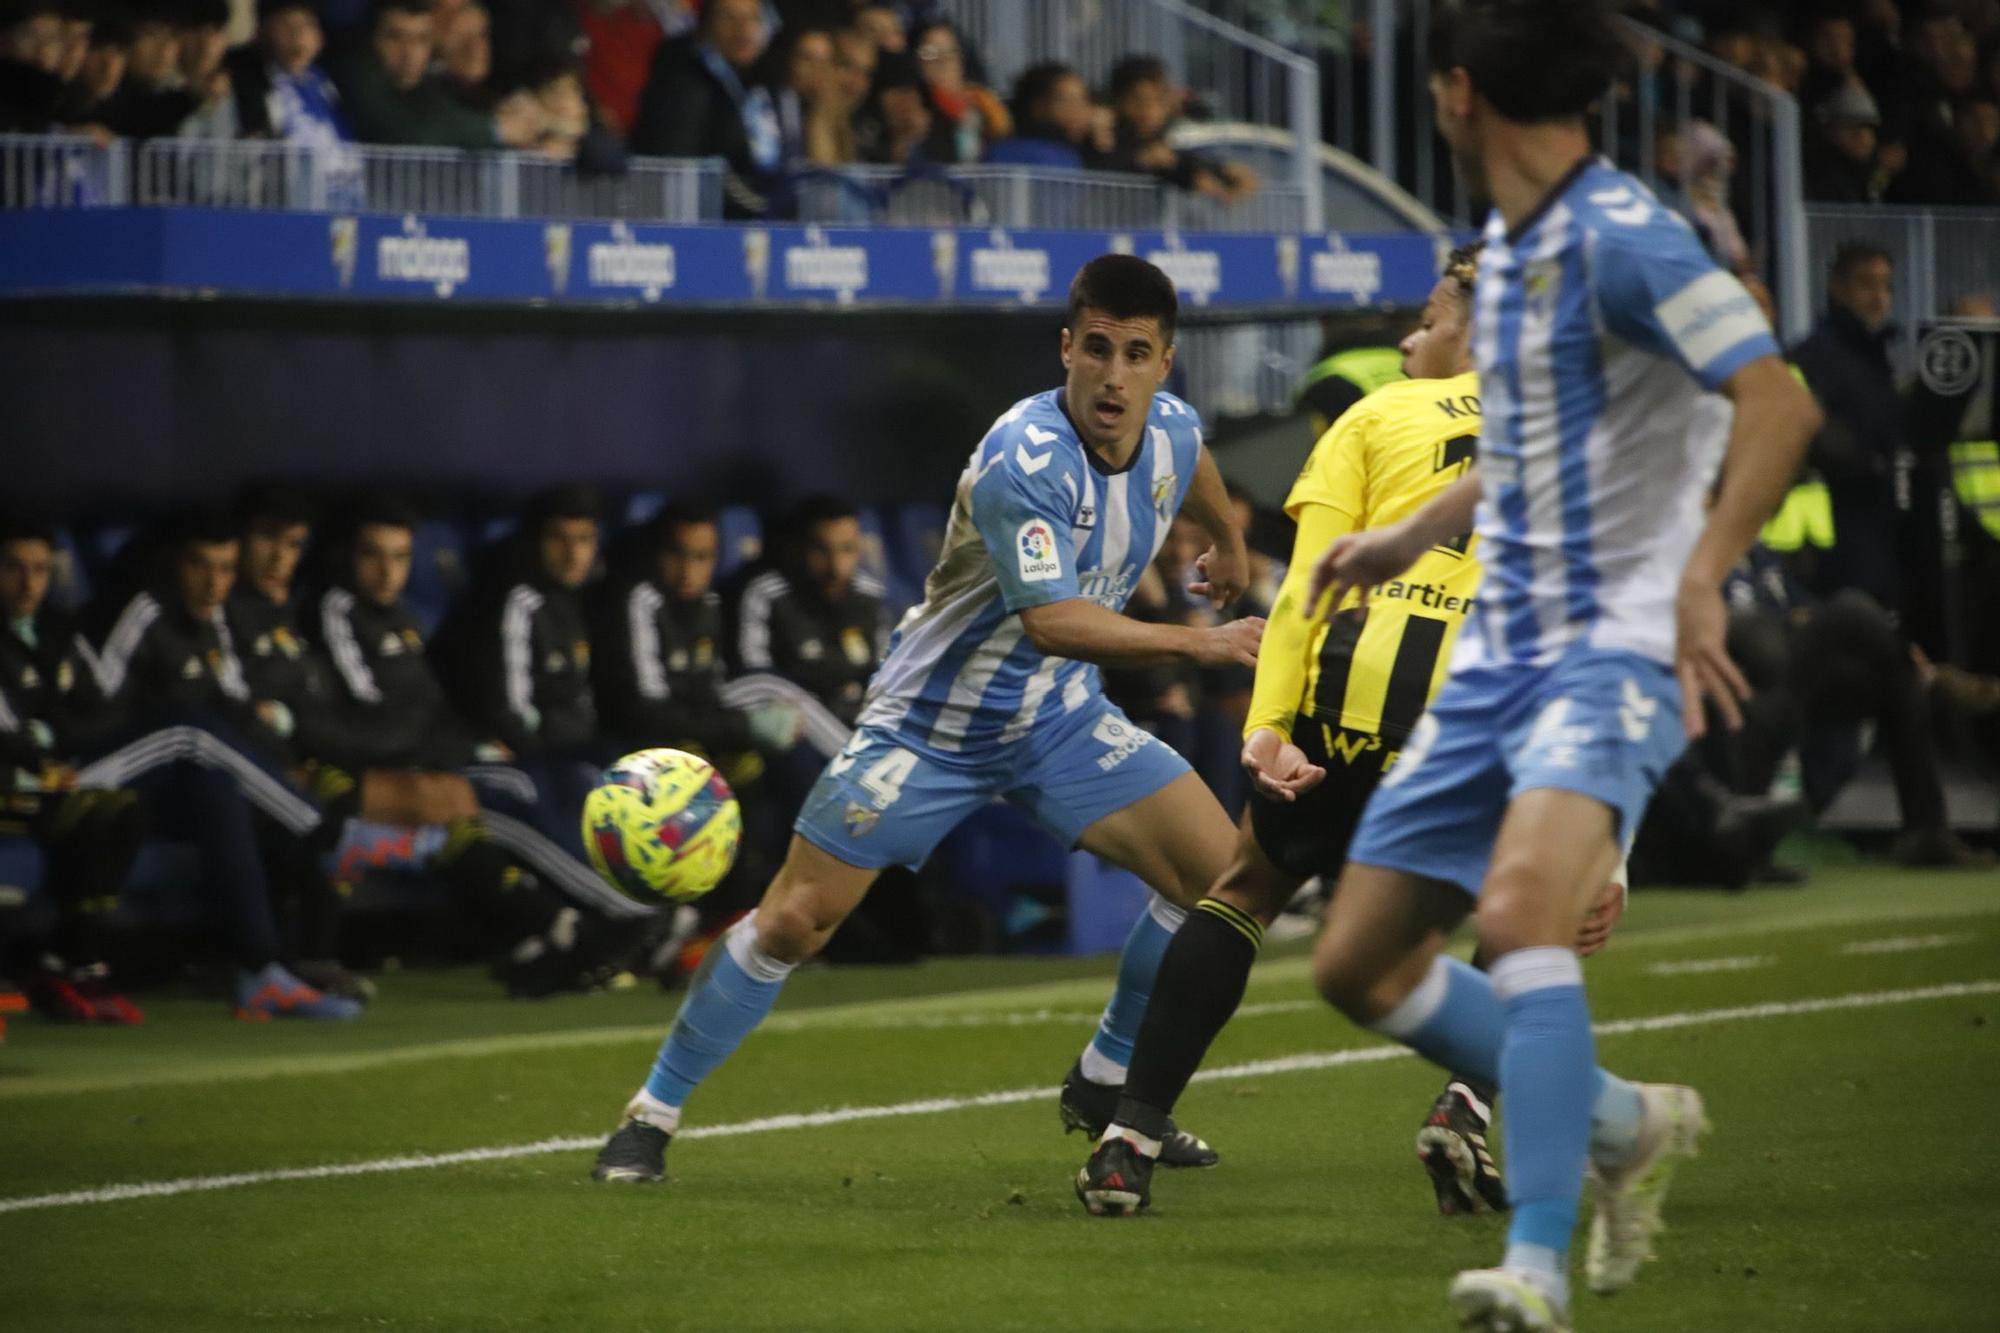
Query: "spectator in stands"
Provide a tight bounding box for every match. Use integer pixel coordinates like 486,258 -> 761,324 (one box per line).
908,18 -> 1005,164
849,1 -> 906,56
312,497 -> 647,997
855,46 -> 928,166
1891,10 -> 1990,203
775,25 -> 854,166
226,0 -> 349,147
1952,94 -> 2000,200
171,0 -> 234,137
0,515 -> 145,1023
1807,82 -> 1894,202
1792,243 -> 1912,620
51,0 -> 84,80
520,57 -> 623,169
55,2 -> 125,132
983,60 -> 1091,170
830,20 -> 875,114
98,1 -> 199,137
729,494 -> 885,727
86,512 -> 365,1019
435,0 -> 496,111
1679,119 -> 1750,273
630,0 -> 788,219
0,0 -> 72,131
330,0 -> 539,149
571,0 -> 671,138
1801,10 -> 1863,113
1101,54 -> 1256,202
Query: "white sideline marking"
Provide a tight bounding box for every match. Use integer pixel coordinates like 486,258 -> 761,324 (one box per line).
1645,955 -> 1772,976
2,979 -> 1994,1218
1838,933 -> 1968,956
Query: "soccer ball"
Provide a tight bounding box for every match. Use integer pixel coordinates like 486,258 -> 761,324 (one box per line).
582,748 -> 742,903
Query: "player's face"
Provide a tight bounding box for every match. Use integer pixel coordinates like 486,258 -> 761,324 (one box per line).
243,520 -> 308,603
1400,277 -> 1473,379
177,539 -> 238,618
1061,309 -> 1175,454
353,523 -> 414,607
1429,68 -> 1488,199
657,522 -> 719,602
538,517 -> 599,590
801,517 -> 861,599
0,538 -> 53,620
1831,256 -> 1894,332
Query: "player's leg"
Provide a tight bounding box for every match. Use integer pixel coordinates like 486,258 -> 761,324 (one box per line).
593,729 -> 982,1184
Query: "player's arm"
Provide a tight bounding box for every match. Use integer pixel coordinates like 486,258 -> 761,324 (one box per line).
1676,356 -> 1821,735
1179,444 -> 1250,609
1018,598 -> 1262,669
1239,499 -> 1357,801
1306,463 -> 1482,615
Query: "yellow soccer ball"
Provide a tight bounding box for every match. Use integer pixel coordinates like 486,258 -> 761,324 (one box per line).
582,748 -> 742,903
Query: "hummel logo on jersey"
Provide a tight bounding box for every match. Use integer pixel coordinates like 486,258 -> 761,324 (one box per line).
1025,425 -> 1058,446
1015,443 -> 1053,475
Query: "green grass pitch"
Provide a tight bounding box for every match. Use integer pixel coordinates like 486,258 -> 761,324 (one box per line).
3,866 -> 1996,1331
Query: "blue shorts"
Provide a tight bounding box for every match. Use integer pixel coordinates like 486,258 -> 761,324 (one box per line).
794,700 -> 1192,871
1347,647 -> 1685,896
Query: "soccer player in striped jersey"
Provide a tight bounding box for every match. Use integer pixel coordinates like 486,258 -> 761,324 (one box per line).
591,255 -> 1265,1185
1304,2 -> 1822,1328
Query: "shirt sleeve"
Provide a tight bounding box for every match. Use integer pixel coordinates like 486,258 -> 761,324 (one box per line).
1594,223 -> 1780,390
969,439 -> 1081,613
1284,407 -> 1371,529
1244,500 -> 1361,741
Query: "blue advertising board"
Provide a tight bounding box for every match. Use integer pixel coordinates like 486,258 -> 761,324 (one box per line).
0,208 -> 1444,311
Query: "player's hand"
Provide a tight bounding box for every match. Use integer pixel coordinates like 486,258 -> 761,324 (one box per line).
1674,577 -> 1750,739
1192,616 -> 1264,668
1241,726 -> 1326,803
1188,543 -> 1249,609
1306,522 -> 1424,618
1573,877 -> 1626,957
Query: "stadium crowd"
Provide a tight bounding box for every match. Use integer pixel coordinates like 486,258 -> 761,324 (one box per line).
0,0 -> 1260,216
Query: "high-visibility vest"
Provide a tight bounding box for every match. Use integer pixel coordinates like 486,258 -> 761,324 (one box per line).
1953,440 -> 2000,544
1761,364 -> 1835,552
1298,346 -> 1406,401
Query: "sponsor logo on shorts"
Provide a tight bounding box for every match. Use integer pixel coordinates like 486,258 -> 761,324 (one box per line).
1017,519 -> 1062,583
1618,677 -> 1660,743
1092,714 -> 1152,772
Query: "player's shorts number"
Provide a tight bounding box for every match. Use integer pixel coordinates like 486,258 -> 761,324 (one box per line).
858,749 -> 919,809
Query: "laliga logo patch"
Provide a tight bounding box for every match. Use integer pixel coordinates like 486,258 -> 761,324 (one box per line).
1016,519 -> 1061,583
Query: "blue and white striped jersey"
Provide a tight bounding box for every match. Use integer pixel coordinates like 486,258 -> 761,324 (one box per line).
856,387 -> 1203,755
1460,157 -> 1782,670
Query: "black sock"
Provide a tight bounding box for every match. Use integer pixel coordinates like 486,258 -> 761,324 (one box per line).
1113,898 -> 1265,1137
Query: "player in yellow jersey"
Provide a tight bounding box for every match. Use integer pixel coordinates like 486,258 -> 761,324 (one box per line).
1076,244 -> 1624,1220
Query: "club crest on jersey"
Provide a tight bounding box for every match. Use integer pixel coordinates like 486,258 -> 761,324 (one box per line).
1151,473 -> 1179,518
843,800 -> 881,836
1016,519 -> 1061,584
841,627 -> 872,665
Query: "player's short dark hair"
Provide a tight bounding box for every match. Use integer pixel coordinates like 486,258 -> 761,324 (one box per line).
1442,240 -> 1484,299
171,0 -> 227,29
1067,253 -> 1178,346
1829,241 -> 1892,281
0,510 -> 58,548
86,0 -> 132,44
371,0 -> 427,27
652,501 -> 719,536
1010,60 -> 1080,124
2,0 -> 65,29
1108,54 -> 1169,102
256,0 -> 313,23
525,483 -> 602,532
786,494 -> 860,533
168,507 -> 241,551
237,482 -> 315,532
348,491 -> 421,535
1427,0 -> 1623,123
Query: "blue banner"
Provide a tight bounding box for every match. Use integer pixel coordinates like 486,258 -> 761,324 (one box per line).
0,208 -> 1443,311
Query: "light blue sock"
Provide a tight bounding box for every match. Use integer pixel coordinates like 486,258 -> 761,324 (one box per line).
1591,1070 -> 1646,1161
1081,895 -> 1184,1081
644,916 -> 793,1110
1492,947 -> 1598,1285
1371,953 -> 1505,1086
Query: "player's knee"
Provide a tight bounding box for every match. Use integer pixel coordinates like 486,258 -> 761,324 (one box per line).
751,899 -> 828,965
1474,863 -> 1566,956
1209,853 -> 1291,924
1310,937 -> 1373,1021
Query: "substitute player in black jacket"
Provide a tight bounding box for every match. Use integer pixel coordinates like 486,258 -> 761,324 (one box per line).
0,516 -> 144,1022
727,494 -> 889,728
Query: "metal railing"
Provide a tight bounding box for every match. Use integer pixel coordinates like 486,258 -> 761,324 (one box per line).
793,162 -> 1308,232
1364,2 -> 1810,339
937,0 -> 1322,230
2,134 -> 725,223
1804,205 -> 2000,366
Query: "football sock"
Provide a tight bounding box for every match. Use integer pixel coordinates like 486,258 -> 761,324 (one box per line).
1372,953 -> 1505,1088
1113,898 -> 1264,1136
642,913 -> 794,1112
1080,894 -> 1185,1081
1589,1070 -> 1646,1164
1491,947 -> 1597,1274
1450,944 -> 1501,1107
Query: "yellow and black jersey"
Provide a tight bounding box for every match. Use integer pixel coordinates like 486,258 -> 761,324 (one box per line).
1247,371 -> 1483,746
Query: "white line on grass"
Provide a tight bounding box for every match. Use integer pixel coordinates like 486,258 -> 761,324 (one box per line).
1838,933 -> 1969,955
3,978 -> 1994,1218
1644,955 -> 1773,976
